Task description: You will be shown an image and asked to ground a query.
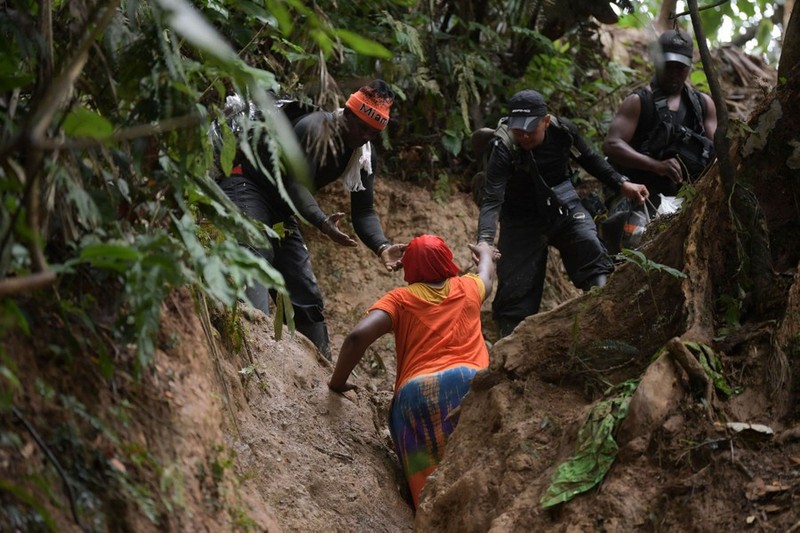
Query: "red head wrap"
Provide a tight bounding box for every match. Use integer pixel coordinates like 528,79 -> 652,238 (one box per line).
403,235 -> 461,284
345,89 -> 391,131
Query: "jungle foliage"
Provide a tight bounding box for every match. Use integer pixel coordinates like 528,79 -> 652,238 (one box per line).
0,0 -> 790,528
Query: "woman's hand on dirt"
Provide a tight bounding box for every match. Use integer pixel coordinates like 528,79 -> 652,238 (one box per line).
328,381 -> 358,394
379,243 -> 407,272
320,213 -> 358,247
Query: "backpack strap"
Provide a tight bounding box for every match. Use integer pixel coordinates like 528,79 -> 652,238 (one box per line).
653,84 -> 706,130
549,116 -> 581,159
651,85 -> 673,124
493,118 -> 517,152
686,87 -> 707,135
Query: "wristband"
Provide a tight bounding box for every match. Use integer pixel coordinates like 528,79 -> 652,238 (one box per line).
376,243 -> 391,256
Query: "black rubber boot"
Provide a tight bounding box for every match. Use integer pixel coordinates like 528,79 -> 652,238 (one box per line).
496,318 -> 521,339
296,321 -> 332,361
245,283 -> 271,316
580,273 -> 608,292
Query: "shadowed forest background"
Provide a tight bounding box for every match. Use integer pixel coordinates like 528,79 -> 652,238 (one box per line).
1,0 -> 799,531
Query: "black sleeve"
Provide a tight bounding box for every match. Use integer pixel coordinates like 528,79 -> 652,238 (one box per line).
562,118 -> 629,191
351,151 -> 389,253
286,115 -> 328,227
476,140 -> 512,243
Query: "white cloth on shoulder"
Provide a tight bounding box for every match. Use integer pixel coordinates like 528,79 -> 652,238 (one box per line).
341,141 -> 371,192
337,108 -> 371,192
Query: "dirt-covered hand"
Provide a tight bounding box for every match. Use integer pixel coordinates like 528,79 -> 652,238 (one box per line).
328,381 -> 358,394
379,243 -> 407,272
320,213 -> 358,247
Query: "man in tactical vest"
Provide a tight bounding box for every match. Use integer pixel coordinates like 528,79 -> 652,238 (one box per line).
476,89 -> 649,338
604,29 -> 717,206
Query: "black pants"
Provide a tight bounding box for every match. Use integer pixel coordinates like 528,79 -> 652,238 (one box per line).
493,202 -> 613,325
219,175 -> 329,356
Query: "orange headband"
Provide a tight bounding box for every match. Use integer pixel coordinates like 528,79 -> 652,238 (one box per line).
345,90 -> 391,131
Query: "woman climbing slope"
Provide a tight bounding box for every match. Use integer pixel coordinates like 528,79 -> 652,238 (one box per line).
329,235 -> 498,507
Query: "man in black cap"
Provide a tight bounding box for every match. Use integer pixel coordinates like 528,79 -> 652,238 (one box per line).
476,89 -> 649,338
604,29 -> 717,206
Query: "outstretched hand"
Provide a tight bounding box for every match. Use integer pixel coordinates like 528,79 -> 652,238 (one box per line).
468,242 -> 500,264
320,212 -> 358,247
379,243 -> 407,272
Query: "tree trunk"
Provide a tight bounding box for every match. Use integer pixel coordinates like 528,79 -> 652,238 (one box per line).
656,0 -> 679,33
779,1 -> 800,81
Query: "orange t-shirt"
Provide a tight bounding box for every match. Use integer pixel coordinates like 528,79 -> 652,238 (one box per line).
369,274 -> 489,390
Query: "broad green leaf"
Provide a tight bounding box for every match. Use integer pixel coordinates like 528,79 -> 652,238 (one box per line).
0,73 -> 35,92
334,29 -> 393,59
653,264 -> 687,279
690,70 -> 709,93
310,29 -> 334,56
281,0 -> 315,18
2,298 -> 30,336
441,130 -> 462,156
266,0 -> 292,34
220,121 -> 236,176
63,107 -> 114,139
69,187 -> 101,227
80,243 -> 142,263
155,0 -> 237,61
235,0 -> 272,24
737,0 -> 756,18
0,365 -> 21,390
239,64 -> 280,93
202,256 -> 235,304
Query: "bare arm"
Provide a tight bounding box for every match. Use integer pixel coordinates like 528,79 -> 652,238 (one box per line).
328,310 -> 393,393
604,93 -> 684,184
604,93 -> 649,170
468,242 -> 498,299
701,93 -> 717,140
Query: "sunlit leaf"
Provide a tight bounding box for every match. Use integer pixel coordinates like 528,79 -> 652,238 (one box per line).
155,0 -> 237,61
334,29 -> 393,59
220,121 -> 236,176
62,107 -> 114,139
737,0 -> 756,18
310,29 -> 334,56
266,0 -> 292,34
79,243 -> 142,272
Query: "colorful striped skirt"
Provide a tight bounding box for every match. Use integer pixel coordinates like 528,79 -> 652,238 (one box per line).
388,365 -> 478,507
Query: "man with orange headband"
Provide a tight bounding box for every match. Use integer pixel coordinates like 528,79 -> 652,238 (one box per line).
329,236 -> 499,508
219,79 -> 406,360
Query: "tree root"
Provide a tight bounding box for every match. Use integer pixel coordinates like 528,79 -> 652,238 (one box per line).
666,337 -> 717,418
